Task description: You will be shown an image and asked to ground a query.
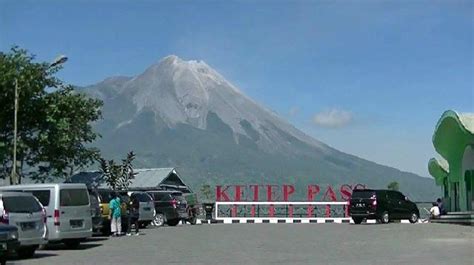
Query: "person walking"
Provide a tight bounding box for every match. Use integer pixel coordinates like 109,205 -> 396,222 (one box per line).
127,196 -> 140,236
109,192 -> 122,237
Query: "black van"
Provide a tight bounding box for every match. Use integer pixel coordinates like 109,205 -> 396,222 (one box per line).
349,189 -> 419,224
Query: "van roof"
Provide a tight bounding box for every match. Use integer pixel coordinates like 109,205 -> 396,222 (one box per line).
0,183 -> 87,189
147,190 -> 181,194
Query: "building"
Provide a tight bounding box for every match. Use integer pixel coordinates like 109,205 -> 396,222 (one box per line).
428,110 -> 474,212
71,167 -> 193,193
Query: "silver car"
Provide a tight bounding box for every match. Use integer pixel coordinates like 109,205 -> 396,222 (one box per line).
128,192 -> 155,227
0,192 -> 47,258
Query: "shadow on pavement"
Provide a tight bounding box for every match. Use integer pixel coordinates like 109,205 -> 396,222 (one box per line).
86,236 -> 109,242
9,252 -> 58,261
44,242 -> 103,251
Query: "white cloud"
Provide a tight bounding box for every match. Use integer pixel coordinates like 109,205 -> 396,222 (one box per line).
289,106 -> 300,117
312,108 -> 353,128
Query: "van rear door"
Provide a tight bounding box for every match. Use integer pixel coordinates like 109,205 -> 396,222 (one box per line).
59,189 -> 91,233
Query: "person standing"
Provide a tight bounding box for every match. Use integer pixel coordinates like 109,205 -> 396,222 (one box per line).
127,196 -> 140,236
109,192 -> 122,237
436,198 -> 447,215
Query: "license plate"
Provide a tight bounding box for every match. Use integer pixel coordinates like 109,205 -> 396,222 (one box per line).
70,220 -> 83,228
21,222 -> 37,231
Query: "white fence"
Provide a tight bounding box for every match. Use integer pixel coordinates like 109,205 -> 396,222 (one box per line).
214,201 -> 350,223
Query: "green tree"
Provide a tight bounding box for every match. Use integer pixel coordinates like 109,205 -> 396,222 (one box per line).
99,151 -> 137,191
200,184 -> 212,201
387,181 -> 400,191
0,46 -> 102,183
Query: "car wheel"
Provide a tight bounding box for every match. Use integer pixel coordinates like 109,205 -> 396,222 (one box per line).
380,211 -> 390,224
409,212 -> 419,224
17,246 -> 37,258
352,217 -> 363,224
167,219 -> 180,226
64,239 -> 81,249
153,213 -> 165,227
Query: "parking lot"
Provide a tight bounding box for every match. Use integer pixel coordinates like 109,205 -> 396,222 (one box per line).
8,223 -> 473,265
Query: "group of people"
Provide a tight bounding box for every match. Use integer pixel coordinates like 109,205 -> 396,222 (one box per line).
108,192 -> 141,237
429,198 -> 447,220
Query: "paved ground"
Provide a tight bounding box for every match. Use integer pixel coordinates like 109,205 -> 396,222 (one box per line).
10,223 -> 474,265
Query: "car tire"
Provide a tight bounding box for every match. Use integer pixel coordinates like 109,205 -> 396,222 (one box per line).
64,239 -> 81,249
380,211 -> 390,224
352,217 -> 363,224
409,212 -> 419,224
17,246 -> 37,259
153,213 -> 165,227
167,219 -> 180,226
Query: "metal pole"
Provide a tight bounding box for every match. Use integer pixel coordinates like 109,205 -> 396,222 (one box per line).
11,77 -> 18,185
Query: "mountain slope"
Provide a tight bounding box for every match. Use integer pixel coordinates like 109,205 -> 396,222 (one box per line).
82,55 -> 438,200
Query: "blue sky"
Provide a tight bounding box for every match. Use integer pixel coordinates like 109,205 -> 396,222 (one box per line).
1,0 -> 473,177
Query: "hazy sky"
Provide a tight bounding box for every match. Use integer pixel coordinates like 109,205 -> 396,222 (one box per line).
1,0 -> 473,177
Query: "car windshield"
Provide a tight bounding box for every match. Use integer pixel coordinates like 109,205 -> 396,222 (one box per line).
3,196 -> 42,213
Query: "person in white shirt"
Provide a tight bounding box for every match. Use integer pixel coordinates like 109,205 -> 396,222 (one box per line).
429,202 -> 440,219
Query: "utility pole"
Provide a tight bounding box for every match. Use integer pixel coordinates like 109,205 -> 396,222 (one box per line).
10,54 -> 68,185
10,77 -> 19,185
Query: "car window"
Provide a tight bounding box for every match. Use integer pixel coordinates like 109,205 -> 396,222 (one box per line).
351,190 -> 375,199
6,190 -> 51,206
60,189 -> 89,206
387,191 -> 404,201
98,191 -> 113,203
2,196 -> 42,213
395,192 -> 406,200
151,193 -> 170,201
30,190 -> 51,206
89,194 -> 99,207
133,193 -> 152,202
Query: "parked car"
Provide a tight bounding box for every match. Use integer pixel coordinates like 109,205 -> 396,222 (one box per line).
127,191 -> 154,228
147,190 -> 188,226
0,184 -> 92,248
349,189 -> 419,224
0,224 -> 19,265
88,192 -> 103,233
93,189 -> 129,235
0,192 -> 47,258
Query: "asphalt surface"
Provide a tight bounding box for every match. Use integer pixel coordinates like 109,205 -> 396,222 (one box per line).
10,223 -> 474,265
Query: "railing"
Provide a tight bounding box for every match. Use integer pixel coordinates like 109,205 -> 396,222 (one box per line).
214,201 -> 432,220
215,201 -> 349,219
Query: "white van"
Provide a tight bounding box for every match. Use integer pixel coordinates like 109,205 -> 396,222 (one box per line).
0,184 -> 92,248
0,192 -> 47,258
